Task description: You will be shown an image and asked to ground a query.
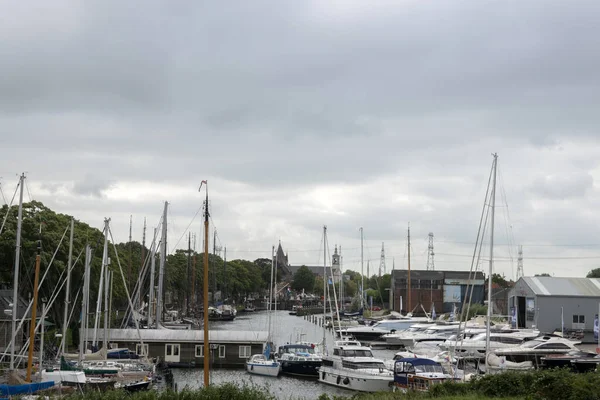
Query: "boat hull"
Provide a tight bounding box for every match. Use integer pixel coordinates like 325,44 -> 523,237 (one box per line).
246,361 -> 281,377
318,367 -> 392,392
280,360 -> 321,377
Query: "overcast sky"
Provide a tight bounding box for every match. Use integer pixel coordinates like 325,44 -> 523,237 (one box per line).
1,1 -> 599,279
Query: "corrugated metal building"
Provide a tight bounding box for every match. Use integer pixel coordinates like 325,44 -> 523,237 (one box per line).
508,277 -> 600,334
390,270 -> 485,314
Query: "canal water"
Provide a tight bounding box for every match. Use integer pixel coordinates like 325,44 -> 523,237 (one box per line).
171,310 -> 397,399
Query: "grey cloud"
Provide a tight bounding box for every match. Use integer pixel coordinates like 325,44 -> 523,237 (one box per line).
2,0 -> 600,278
530,173 -> 593,200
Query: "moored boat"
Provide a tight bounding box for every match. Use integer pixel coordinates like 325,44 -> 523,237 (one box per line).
276,344 -> 321,377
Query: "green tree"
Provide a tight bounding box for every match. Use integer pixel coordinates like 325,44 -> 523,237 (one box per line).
587,268 -> 600,278
535,273 -> 551,277
492,273 -> 510,288
291,266 -> 315,293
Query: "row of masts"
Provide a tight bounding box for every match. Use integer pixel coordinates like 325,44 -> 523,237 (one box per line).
4,176 -> 214,385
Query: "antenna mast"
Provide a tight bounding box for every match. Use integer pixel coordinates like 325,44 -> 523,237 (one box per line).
516,245 -> 524,280
426,233 -> 435,271
379,242 -> 386,277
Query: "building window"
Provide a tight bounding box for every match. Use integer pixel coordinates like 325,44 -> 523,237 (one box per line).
239,346 -> 251,358
573,315 -> 586,324
136,344 -> 148,356
579,315 -> 585,324
166,344 -> 180,356
219,345 -> 226,358
195,345 -> 204,358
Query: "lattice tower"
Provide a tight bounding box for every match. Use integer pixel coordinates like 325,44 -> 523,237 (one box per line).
426,232 -> 435,271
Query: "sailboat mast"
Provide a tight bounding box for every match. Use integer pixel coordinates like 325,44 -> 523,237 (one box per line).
129,215 -> 132,293
485,154 -> 498,361
408,224 -> 411,314
148,228 -> 157,327
360,227 -> 364,309
79,245 -> 91,363
340,246 -> 343,311
187,233 -> 191,314
10,173 -> 25,370
323,226 -> 327,351
93,219 -> 110,347
201,181 -> 210,386
102,219 -> 111,352
139,217 -> 146,310
26,233 -> 41,382
60,218 -> 75,355
157,202 -> 168,325
268,246 -> 274,343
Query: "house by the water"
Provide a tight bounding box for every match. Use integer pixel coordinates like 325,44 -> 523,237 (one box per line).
82,328 -> 267,368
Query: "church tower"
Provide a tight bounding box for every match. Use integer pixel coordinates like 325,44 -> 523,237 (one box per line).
332,245 -> 341,282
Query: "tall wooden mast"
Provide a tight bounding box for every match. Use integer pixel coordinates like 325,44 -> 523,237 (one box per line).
200,181 -> 210,386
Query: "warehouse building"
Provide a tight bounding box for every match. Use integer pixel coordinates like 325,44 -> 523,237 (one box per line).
508,276 -> 600,338
390,270 -> 485,315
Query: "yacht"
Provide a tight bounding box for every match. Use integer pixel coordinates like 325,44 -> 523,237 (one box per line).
276,343 -> 322,377
440,329 -> 540,357
493,335 -> 580,365
343,318 -> 428,343
394,324 -> 466,350
382,323 -> 434,346
318,341 -> 393,392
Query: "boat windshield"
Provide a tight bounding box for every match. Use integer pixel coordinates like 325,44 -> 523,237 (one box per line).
284,346 -> 315,354
414,364 -> 444,374
521,340 -> 543,348
342,360 -> 386,370
341,349 -> 373,357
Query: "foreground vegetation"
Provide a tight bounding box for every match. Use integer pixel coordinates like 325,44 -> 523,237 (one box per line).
57,368 -> 600,400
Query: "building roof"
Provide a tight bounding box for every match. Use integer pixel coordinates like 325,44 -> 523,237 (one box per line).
82,329 -> 268,344
522,276 -> 600,297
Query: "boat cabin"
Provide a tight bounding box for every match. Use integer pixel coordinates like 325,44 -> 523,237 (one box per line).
393,358 -> 449,391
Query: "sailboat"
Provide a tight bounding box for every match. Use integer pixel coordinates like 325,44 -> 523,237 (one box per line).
245,245 -> 281,377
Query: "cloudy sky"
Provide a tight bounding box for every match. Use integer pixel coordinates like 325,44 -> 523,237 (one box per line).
1,0 -> 599,279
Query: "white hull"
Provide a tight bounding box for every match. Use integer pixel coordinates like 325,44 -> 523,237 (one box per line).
318,366 -> 393,392
41,370 -> 87,386
246,361 -> 281,377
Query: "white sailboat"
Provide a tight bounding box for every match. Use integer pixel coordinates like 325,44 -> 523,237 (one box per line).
246,245 -> 280,377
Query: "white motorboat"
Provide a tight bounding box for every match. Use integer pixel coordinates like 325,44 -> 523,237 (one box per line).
493,335 -> 581,365
440,329 -> 540,357
382,323 -> 434,346
246,354 -> 281,377
344,318 -> 429,343
318,341 -> 393,392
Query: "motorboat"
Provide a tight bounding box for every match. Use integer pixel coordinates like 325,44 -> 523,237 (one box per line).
343,318 -> 429,343
394,324 -> 466,350
382,323 -> 435,346
392,358 -> 457,392
276,344 -> 322,377
541,350 -> 600,373
440,329 -> 540,357
493,335 -> 580,365
318,341 -> 393,392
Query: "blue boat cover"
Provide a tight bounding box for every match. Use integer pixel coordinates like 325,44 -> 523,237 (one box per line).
0,381 -> 55,396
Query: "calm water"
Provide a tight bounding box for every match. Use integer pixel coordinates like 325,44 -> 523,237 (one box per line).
170,310 -> 397,399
